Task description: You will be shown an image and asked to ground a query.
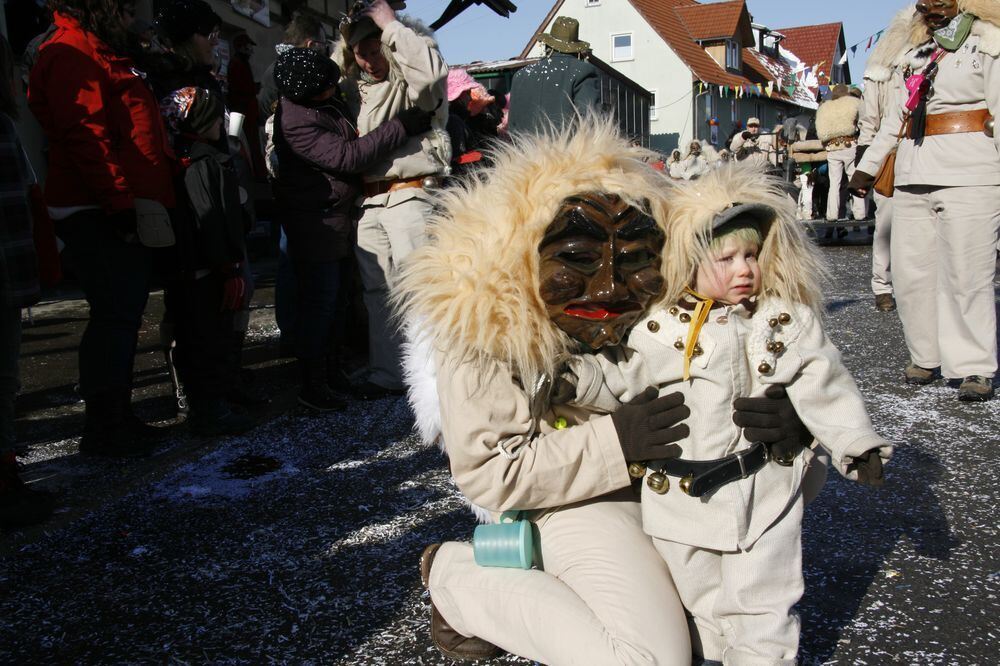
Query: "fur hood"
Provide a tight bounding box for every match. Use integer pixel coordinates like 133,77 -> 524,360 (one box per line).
815,95 -> 861,143
335,14 -> 438,82
660,165 -> 827,314
393,118 -> 673,388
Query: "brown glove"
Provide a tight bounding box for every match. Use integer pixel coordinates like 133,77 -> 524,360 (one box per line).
847,449 -> 885,487
848,169 -> 875,195
610,388 -> 688,463
732,385 -> 812,464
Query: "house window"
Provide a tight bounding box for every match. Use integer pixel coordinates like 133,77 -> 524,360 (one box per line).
726,40 -> 741,70
648,90 -> 658,120
705,92 -> 716,119
586,0 -> 601,6
611,33 -> 633,62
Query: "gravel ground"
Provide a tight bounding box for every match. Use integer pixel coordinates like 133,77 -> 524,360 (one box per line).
1,240 -> 998,665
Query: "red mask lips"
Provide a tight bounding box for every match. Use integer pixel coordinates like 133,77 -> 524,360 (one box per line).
564,302 -> 641,321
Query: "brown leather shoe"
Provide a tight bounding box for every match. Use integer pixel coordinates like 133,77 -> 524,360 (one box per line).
874,293 -> 896,312
904,362 -> 939,385
420,544 -> 501,662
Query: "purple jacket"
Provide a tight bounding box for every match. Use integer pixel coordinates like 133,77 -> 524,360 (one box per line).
273,96 -> 407,261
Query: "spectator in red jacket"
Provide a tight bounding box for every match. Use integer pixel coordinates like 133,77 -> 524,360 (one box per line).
28,0 -> 175,458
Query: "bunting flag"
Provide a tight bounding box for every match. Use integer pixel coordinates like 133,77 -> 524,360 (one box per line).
766,81 -> 774,97
699,81 -> 704,94
784,85 -> 796,97
866,35 -> 873,49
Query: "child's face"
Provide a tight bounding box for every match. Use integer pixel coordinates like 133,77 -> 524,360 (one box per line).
694,235 -> 761,304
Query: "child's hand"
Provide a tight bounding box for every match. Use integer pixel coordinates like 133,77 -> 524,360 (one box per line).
732,385 -> 812,464
846,449 -> 887,487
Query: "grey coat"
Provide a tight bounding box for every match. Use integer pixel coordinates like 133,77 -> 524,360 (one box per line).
507,52 -> 603,134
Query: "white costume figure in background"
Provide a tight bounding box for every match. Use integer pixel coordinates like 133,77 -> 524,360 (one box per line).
854,0 -> 1000,401
568,166 -> 892,666
668,148 -> 684,178
817,85 -> 867,221
859,7 -> 922,313
680,139 -> 712,179
394,120 -> 692,665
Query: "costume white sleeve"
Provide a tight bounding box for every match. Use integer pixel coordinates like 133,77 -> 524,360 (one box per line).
570,346 -> 657,412
857,78 -> 884,146
381,20 -> 449,107
730,132 -> 747,151
980,48 -> 1000,155
783,310 -> 893,480
857,69 -> 906,176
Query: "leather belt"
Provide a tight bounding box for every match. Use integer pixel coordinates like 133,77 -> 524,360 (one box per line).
655,441 -> 772,498
824,135 -> 856,149
362,176 -> 439,198
912,109 -> 992,137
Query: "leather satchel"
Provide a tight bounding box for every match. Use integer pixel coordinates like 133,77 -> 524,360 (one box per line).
873,147 -> 897,198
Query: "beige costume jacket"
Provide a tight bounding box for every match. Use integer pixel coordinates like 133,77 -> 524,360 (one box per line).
572,298 -> 890,551
353,19 -> 451,185
858,23 -> 1000,187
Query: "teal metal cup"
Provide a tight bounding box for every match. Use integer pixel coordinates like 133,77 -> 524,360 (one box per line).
473,513 -> 534,569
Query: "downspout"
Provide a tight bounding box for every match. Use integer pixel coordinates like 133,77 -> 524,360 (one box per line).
693,82 -> 709,145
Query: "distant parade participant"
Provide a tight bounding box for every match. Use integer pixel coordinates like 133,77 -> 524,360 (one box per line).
818,85 -> 866,222
852,0 -> 1000,402
858,8 -> 920,313
731,117 -> 778,170
678,139 -> 711,179
507,16 -> 602,134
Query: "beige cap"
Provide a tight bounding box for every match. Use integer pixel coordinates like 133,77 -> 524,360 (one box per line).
747,117 -> 760,126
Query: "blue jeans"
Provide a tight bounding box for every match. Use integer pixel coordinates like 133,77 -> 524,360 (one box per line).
55,211 -> 151,399
0,307 -> 21,454
294,259 -> 342,361
275,227 -> 296,340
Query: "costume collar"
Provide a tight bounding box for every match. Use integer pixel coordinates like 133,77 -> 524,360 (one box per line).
934,13 -> 975,51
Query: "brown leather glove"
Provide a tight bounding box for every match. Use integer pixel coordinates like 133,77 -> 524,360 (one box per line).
847,449 -> 885,487
854,144 -> 869,167
732,385 -> 812,464
610,388 -> 688,463
848,169 -> 875,196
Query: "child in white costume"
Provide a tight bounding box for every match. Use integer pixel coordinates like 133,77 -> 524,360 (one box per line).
568,165 -> 892,666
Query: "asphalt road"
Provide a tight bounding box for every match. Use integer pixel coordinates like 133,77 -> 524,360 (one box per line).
2,238 -> 998,665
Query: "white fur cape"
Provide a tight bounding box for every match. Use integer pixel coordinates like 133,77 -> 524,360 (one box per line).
815,96 -> 862,143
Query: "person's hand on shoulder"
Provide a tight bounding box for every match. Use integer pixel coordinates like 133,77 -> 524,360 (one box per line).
397,106 -> 433,136
364,0 -> 397,29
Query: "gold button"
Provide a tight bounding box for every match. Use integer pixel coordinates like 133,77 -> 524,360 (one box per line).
768,317 -> 779,328
646,472 -> 669,495
778,313 -> 792,325
693,344 -> 703,356
628,462 -> 647,479
679,474 -> 693,495
647,320 -> 660,333
674,338 -> 684,350
669,306 -> 679,316
679,313 -> 691,323
758,361 -> 773,375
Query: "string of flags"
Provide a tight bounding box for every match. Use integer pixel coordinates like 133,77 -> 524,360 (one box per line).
841,27 -> 887,64
696,59 -> 831,101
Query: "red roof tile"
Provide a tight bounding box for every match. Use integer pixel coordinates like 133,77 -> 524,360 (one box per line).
674,1 -> 754,43
774,22 -> 845,87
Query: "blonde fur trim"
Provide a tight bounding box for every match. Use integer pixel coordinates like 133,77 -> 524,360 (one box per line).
962,0 -> 1000,28
659,165 -> 827,314
393,117 -> 673,387
815,96 -> 861,143
972,16 -> 1000,56
865,6 -> 925,81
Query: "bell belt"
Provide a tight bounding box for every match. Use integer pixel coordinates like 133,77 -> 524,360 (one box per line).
362,175 -> 440,198
654,440 -> 775,498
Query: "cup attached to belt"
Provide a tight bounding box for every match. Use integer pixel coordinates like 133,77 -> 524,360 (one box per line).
908,108 -> 994,138
646,440 -> 776,498
362,175 -> 441,198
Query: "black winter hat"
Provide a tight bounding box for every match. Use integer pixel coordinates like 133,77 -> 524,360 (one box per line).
155,0 -> 222,46
274,48 -> 341,102
160,87 -> 224,137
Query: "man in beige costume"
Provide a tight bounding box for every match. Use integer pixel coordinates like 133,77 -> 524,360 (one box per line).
857,8 -> 919,313
853,0 -> 1000,401
819,85 -> 867,222
338,0 -> 450,399
730,117 -> 777,170
395,121 -> 818,665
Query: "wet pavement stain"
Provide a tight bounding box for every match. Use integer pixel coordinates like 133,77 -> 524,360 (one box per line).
222,454 -> 283,480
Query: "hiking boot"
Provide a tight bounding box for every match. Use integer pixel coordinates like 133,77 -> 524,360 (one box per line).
904,363 -> 940,386
299,361 -> 346,412
958,375 -> 994,402
188,400 -> 256,437
874,293 -> 897,312
420,544 -> 501,662
0,452 -> 55,529
79,393 -> 157,458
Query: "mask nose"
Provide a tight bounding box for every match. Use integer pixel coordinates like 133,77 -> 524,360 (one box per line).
590,255 -> 629,303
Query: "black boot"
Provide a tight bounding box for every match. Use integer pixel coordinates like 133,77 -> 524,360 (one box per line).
79,392 -> 156,458
120,390 -> 170,442
188,397 -> 256,437
299,361 -> 346,412
0,451 -> 55,529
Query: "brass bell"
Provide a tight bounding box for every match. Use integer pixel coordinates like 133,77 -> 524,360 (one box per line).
772,449 -> 796,466
679,474 -> 694,495
647,320 -> 660,333
646,472 -> 669,494
778,312 -> 792,325
693,344 -> 703,356
673,338 -> 685,350
766,341 -> 776,352
668,306 -> 679,316
986,117 -> 995,138
768,317 -> 779,328
628,462 -> 648,479
773,341 -> 785,354
758,361 -> 773,375
679,313 -> 691,323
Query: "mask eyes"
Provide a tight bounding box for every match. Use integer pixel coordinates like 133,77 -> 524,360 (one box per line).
617,249 -> 656,270
555,250 -> 602,273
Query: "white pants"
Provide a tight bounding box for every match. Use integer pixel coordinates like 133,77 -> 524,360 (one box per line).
653,498 -> 804,666
892,185 -> 1000,379
871,192 -> 893,296
355,195 -> 431,389
826,147 -> 867,221
796,174 -> 813,220
429,498 -> 691,665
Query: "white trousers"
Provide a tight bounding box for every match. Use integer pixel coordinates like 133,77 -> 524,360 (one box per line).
826,147 -> 867,221
355,195 -> 431,389
429,498 -> 691,665
796,174 -> 813,220
892,185 -> 1000,378
652,497 -> 803,666
871,192 -> 893,296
